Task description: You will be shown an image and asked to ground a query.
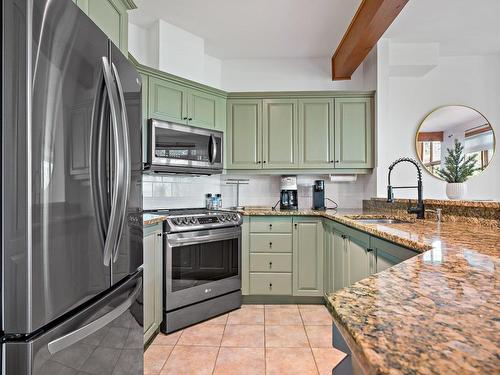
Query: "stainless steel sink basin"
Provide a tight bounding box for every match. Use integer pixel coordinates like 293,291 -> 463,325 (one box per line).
354,218 -> 411,224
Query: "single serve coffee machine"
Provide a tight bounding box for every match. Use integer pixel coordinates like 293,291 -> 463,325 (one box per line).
313,180 -> 325,210
280,176 -> 298,210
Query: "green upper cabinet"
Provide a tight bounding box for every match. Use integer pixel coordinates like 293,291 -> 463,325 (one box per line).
226,99 -> 262,169
149,77 -> 188,124
188,89 -> 217,129
298,98 -> 335,168
73,0 -> 134,55
262,99 -> 299,169
334,97 -> 373,168
292,218 -> 323,297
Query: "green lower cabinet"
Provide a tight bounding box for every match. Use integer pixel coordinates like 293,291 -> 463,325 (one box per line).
334,97 -> 373,169
298,98 -> 335,168
143,224 -> 163,343
262,99 -> 299,169
347,236 -> 372,286
332,229 -> 348,292
371,237 -> 418,273
292,218 -> 323,297
250,273 -> 292,295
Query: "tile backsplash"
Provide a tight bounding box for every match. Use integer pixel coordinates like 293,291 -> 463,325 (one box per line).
143,173 -> 375,210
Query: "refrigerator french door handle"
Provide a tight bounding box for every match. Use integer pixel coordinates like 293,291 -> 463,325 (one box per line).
47,277 -> 142,355
110,62 -> 132,263
89,66 -> 109,252
209,134 -> 217,164
101,56 -> 124,266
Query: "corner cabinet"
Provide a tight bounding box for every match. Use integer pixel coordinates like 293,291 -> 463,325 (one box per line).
143,223 -> 163,344
73,0 -> 135,55
334,98 -> 373,169
226,94 -> 374,172
292,218 -> 324,296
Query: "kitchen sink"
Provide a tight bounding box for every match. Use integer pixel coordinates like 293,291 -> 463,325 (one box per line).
354,218 -> 411,224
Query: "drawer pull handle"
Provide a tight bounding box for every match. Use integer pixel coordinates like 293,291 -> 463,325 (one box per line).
269,261 -> 273,269
269,283 -> 273,290
269,242 -> 273,248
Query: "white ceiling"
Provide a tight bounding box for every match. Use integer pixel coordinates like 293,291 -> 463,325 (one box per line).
129,0 -> 361,59
384,0 -> 500,56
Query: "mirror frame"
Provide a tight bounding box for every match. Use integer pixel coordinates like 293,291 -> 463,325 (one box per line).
415,105 -> 496,181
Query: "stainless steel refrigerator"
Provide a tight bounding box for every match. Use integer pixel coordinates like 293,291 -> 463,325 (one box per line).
1,0 -> 143,374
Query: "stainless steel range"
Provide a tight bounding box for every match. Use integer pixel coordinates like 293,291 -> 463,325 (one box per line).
151,209 -> 243,333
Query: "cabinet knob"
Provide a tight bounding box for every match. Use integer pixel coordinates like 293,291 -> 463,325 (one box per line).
157,233 -> 162,237
263,161 -> 267,164
269,224 -> 273,228
341,234 -> 347,239
367,248 -> 374,252
269,261 -> 273,268
188,117 -> 193,121
183,117 -> 188,120
330,160 -> 334,163
335,160 -> 339,163
269,283 -> 273,290
257,161 -> 262,164
269,242 -> 273,248
294,223 -> 298,228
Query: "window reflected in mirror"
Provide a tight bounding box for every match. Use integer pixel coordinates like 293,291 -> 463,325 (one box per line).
416,106 -> 495,180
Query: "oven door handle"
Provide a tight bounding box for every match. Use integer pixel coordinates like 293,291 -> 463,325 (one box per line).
167,232 -> 239,247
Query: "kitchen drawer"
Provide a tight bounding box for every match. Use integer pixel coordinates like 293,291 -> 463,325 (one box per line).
250,253 -> 292,273
250,217 -> 292,233
250,234 -> 292,253
250,273 -> 292,295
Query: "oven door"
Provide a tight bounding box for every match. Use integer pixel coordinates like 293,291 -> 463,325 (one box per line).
148,119 -> 223,173
165,226 -> 241,311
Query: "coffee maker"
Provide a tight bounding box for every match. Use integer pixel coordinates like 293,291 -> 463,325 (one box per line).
313,180 -> 325,210
280,176 -> 298,210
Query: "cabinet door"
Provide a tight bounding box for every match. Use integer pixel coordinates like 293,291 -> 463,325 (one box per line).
333,231 -> 346,291
226,99 -> 262,169
334,98 -> 373,168
187,89 -> 217,129
262,99 -> 299,168
292,219 -> 323,296
298,98 -> 334,168
149,77 -> 188,124
86,0 -> 129,55
347,238 -> 370,285
375,250 -> 398,273
323,222 -> 335,295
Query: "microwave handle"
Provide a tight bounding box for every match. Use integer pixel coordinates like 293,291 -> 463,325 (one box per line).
209,134 -> 217,164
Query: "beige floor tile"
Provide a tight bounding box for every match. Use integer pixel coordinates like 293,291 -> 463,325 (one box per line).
312,347 -> 346,375
161,345 -> 219,375
176,324 -> 224,346
305,325 -> 333,348
198,313 -> 228,326
144,345 -> 173,374
265,304 -> 298,310
265,325 -> 309,348
298,304 -> 327,310
241,304 -> 264,308
265,307 -> 303,325
152,330 -> 183,346
299,307 -> 333,325
213,347 -> 265,375
266,348 -> 318,375
227,307 -> 264,325
221,324 -> 264,348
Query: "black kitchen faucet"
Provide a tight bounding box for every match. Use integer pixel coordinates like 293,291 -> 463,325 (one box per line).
387,157 -> 425,219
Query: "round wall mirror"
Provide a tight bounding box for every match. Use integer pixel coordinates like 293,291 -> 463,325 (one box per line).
416,105 -> 495,181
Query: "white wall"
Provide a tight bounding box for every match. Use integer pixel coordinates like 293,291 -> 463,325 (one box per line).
128,21 -> 223,88
376,38 -> 500,201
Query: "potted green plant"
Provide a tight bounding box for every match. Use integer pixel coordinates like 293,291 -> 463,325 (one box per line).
436,138 -> 480,199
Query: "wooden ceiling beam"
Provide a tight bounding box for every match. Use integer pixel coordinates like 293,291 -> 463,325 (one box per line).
331,0 -> 408,80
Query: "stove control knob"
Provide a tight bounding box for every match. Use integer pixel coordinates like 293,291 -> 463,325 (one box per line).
231,214 -> 238,221
226,214 -> 232,221
218,215 -> 225,222
181,217 -> 190,225
172,218 -> 181,226
189,217 -> 197,224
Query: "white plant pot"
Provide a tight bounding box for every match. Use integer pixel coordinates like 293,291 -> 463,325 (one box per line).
446,182 -> 467,200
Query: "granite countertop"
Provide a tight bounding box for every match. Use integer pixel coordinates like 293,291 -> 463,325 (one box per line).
240,207 -> 500,374
143,213 -> 167,226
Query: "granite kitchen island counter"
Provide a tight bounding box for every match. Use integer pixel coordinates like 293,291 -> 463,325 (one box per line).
240,207 -> 500,374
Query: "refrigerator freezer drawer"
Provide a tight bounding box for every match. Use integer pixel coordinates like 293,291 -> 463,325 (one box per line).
2,270 -> 143,375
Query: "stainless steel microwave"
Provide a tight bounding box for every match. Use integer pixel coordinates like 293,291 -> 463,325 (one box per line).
146,119 -> 223,174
